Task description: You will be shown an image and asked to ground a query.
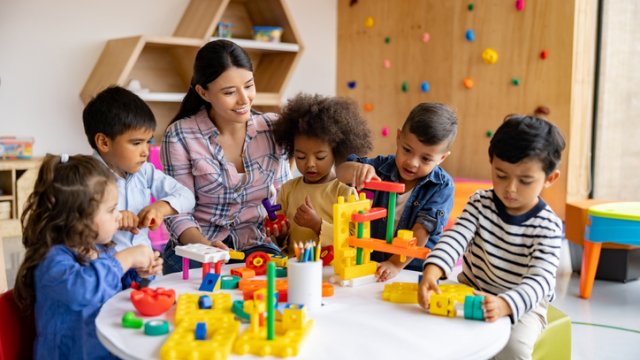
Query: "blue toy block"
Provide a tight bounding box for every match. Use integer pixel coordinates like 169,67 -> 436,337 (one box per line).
199,273 -> 221,292
195,322 -> 207,340
198,295 -> 212,309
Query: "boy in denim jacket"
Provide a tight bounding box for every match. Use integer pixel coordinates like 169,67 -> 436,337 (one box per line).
337,103 -> 457,280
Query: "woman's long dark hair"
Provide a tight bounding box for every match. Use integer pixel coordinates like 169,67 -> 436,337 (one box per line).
170,40 -> 254,124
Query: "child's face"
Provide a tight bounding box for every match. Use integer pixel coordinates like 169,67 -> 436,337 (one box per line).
395,129 -> 450,186
99,127 -> 153,177
94,183 -> 121,245
491,157 -> 560,215
196,67 -> 256,126
294,135 -> 335,184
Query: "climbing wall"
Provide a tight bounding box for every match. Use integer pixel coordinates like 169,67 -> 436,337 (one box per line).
337,0 -> 596,217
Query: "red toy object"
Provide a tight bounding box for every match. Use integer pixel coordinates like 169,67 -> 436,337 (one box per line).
130,287 -> 176,316
540,50 -> 549,60
320,245 -> 334,266
245,251 -> 271,275
264,213 -> 287,236
363,180 -> 405,193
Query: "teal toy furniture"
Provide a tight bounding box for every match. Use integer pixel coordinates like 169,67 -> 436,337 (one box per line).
532,305 -> 571,360
580,202 -> 640,299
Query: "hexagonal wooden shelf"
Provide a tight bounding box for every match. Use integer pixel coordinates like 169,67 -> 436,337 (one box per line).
81,0 -> 303,142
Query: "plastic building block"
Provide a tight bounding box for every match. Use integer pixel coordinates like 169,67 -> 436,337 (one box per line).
130,287 -> 176,316
261,198 -> 281,221
229,250 -> 245,261
516,0 -> 525,11
421,81 -> 430,93
195,322 -> 207,340
363,180 -> 405,193
262,198 -> 288,238
320,245 -> 334,266
347,236 -> 429,259
270,255 -> 289,268
144,320 -> 170,336
381,282 -> 418,304
220,275 -> 241,289
230,267 -> 256,279
425,284 -> 484,320
481,48 -> 498,64
465,29 -> 475,42
161,293 -> 239,360
121,311 -> 143,329
464,295 -> 484,320
198,295 -> 212,309
463,77 -> 474,89
540,50 -> 549,60
245,252 -> 271,275
176,243 -> 230,280
351,207 -> 387,222
232,300 -> 250,322
275,266 -> 287,278
199,273 -> 221,292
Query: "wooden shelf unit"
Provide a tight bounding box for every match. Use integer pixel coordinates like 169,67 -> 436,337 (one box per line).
81,0 -> 303,143
0,159 -> 41,221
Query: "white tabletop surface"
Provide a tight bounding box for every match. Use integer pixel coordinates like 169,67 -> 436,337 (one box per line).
96,266 -> 510,360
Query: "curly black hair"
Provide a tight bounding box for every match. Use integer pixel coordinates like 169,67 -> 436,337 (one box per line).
273,93 -> 373,162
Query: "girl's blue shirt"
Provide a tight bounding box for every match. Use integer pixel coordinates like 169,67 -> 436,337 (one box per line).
33,244 -> 136,359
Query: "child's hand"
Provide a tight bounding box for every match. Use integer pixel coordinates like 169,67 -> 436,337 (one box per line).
418,264 -> 444,310
119,210 -> 140,234
351,163 -> 380,191
294,196 -> 321,235
375,260 -> 403,282
474,290 -> 512,322
266,217 -> 290,237
138,201 -> 174,230
115,244 -> 155,271
136,251 -> 163,278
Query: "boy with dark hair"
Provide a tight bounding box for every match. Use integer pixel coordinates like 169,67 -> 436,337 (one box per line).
83,86 -> 195,251
419,114 -> 566,359
337,102 -> 458,279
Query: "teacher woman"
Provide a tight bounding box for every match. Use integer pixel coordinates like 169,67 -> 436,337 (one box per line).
161,40 -> 291,274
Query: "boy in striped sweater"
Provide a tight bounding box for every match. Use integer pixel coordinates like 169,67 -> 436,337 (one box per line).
419,114 -> 566,360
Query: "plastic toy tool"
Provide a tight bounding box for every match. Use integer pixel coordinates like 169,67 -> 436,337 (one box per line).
262,198 -> 287,236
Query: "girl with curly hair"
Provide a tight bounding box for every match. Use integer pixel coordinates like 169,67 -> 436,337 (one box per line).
272,93 -> 373,255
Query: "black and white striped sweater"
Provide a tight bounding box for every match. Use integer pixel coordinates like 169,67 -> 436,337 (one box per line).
424,189 -> 563,323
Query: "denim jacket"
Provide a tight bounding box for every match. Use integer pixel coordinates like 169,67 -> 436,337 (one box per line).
347,154 -> 454,270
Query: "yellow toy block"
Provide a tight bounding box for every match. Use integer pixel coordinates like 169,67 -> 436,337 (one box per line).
428,284 -> 475,317
161,293 -> 240,360
382,282 -> 418,304
392,229 -> 417,248
342,262 -> 377,280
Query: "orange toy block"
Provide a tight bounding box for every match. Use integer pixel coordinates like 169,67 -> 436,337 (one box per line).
392,229 -> 417,248
230,267 -> 256,279
363,180 -> 405,193
347,237 -> 430,259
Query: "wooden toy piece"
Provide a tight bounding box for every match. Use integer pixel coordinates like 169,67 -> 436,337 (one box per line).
130,287 -> 176,316
175,243 -> 231,280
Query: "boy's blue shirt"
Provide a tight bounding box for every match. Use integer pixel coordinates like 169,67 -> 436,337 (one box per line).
93,151 -> 195,251
34,244 -> 134,359
347,154 -> 454,267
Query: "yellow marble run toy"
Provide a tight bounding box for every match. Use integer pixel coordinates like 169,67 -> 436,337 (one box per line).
332,180 -> 430,286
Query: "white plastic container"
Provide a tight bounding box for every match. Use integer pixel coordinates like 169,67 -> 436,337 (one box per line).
287,258 -> 322,310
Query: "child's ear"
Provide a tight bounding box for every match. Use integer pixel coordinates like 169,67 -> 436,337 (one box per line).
437,150 -> 451,164
543,169 -> 561,188
95,133 -> 111,153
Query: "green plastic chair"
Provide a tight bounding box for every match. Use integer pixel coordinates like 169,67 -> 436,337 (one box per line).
532,305 -> 572,360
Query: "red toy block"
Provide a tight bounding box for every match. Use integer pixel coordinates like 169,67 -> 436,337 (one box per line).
320,245 -> 334,266
130,287 -> 176,316
230,267 -> 256,279
363,180 -> 405,193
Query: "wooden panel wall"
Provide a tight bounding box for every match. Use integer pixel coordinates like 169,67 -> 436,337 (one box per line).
337,0 -> 596,217
593,1 -> 640,200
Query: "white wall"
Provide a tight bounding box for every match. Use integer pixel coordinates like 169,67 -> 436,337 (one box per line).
0,0 -> 336,157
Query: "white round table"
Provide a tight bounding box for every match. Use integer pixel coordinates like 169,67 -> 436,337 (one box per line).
96,266 -> 510,360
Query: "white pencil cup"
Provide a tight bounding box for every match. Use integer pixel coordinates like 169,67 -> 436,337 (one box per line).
287,258 -> 322,310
